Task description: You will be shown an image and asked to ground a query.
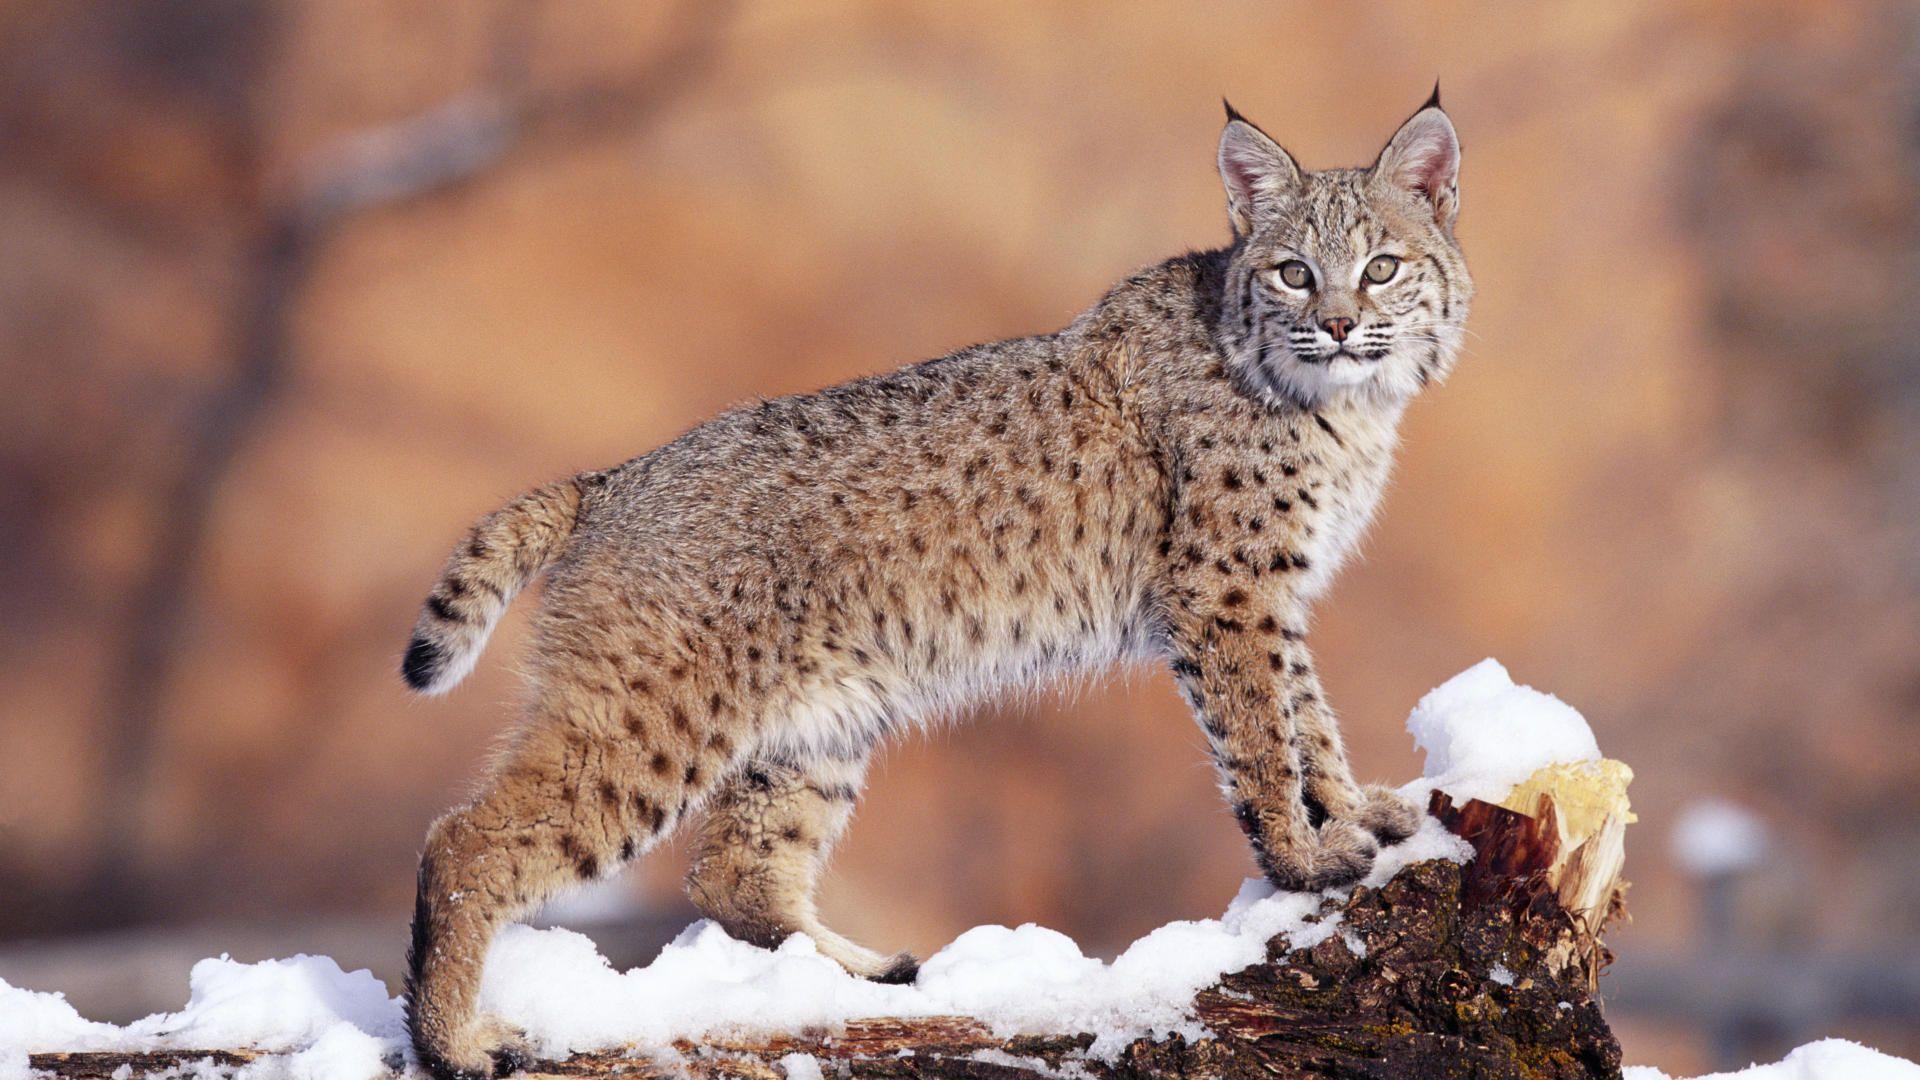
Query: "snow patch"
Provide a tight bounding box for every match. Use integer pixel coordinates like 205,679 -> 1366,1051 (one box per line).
1627,1038 -> 1920,1079
0,953 -> 402,1057
1403,658 -> 1600,804
262,1024 -> 391,1080
776,1052 -> 825,1079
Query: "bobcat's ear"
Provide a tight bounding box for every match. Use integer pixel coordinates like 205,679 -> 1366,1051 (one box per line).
1218,100 -> 1302,237
1371,89 -> 1460,231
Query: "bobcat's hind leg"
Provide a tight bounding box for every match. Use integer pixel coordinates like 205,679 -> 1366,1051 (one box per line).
407,694 -> 736,1079
686,751 -> 918,983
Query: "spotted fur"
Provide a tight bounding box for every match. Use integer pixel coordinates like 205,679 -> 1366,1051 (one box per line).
401,95 -> 1471,1078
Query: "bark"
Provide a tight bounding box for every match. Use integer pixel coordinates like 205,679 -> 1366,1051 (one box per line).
30,762 -> 1633,1078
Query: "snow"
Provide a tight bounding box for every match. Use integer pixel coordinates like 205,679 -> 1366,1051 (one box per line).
1403,658 -> 1601,804
465,781 -> 1473,1062
275,1024 -> 392,1080
0,954 -> 405,1075
775,1052 -> 824,1079
1626,1038 -> 1920,1079
6,659 -> 1899,1079
1671,798 -> 1769,877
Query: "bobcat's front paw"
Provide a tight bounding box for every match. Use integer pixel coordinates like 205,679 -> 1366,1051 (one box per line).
1349,783 -> 1423,844
1259,818 -> 1379,892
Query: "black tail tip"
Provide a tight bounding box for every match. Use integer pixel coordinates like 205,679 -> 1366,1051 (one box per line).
401,636 -> 445,691
873,952 -> 922,985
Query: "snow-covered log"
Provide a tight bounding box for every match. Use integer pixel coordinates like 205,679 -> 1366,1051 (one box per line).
10,662 -> 1639,1079
24,765 -> 1633,1078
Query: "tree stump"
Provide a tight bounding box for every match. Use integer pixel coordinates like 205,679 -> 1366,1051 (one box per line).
29,761 -> 1634,1078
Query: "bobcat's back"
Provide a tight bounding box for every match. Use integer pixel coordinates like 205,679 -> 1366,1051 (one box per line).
546,331 -> 1173,758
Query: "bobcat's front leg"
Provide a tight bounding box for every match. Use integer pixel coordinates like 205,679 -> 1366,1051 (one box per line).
1281,642 -> 1422,846
1166,604 -> 1377,891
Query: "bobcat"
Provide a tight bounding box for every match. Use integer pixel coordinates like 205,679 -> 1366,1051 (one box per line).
402,91 -> 1470,1078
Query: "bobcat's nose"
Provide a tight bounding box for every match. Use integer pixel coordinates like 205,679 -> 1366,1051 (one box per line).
1320,317 -> 1355,343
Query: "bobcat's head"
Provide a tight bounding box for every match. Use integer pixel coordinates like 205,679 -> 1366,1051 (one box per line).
1215,90 -> 1473,408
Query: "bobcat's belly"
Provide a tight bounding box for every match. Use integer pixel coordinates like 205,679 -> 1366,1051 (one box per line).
757,568 -> 1157,764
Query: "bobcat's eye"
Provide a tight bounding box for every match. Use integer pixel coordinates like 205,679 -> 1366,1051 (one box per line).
1276,261 -> 1314,290
1363,255 -> 1400,285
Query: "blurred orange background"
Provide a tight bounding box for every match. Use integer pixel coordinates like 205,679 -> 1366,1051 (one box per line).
2,2 -> 1916,1074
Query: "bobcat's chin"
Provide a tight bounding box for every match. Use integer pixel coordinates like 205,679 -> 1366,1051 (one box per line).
1242,344 -> 1431,410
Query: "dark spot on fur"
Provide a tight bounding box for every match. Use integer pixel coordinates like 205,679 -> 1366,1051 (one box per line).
1313,413 -> 1344,447
1232,801 -> 1263,843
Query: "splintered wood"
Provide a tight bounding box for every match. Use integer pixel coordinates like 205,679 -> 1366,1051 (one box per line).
1430,759 -> 1635,992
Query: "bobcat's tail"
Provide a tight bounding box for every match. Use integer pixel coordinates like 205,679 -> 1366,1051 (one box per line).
400,473 -> 601,695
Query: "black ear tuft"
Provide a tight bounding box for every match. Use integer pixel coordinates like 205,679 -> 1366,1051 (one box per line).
1223,97 -> 1249,125
1423,80 -> 1443,111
